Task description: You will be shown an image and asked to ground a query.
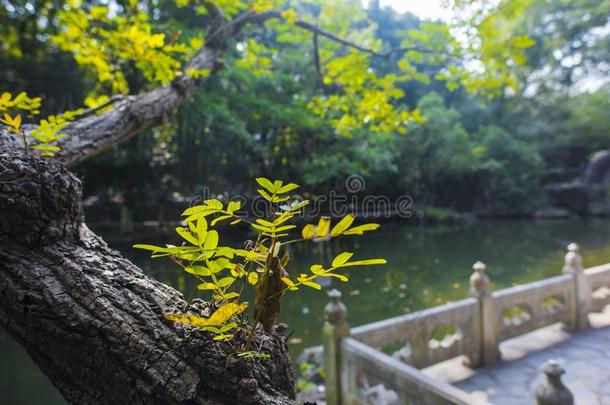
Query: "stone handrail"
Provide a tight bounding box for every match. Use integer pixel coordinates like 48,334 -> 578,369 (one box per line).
319,243 -> 610,405
340,337 -> 479,405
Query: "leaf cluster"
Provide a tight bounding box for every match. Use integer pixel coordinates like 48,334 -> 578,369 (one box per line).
135,177 -> 386,355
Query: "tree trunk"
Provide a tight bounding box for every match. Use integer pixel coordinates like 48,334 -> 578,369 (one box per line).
0,151 -> 296,404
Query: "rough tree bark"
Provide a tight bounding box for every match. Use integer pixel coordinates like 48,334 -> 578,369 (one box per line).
0,151 -> 296,404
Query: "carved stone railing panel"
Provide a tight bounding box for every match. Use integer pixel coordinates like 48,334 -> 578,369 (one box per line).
351,298 -> 481,368
492,274 -> 574,341
585,264 -> 610,312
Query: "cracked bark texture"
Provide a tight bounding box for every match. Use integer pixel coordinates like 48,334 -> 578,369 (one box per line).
0,152 -> 296,404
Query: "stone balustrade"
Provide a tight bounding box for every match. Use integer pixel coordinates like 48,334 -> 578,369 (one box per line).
319,243 -> 610,405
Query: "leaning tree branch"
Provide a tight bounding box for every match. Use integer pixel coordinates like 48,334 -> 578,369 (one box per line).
0,7 -> 438,168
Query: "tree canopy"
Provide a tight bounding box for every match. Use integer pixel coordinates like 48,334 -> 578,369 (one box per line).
1,0 -> 609,215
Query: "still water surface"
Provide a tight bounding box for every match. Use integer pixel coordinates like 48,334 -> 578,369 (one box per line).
2,218 -> 610,404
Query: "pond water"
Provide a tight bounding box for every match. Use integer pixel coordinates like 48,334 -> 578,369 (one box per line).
2,218 -> 610,404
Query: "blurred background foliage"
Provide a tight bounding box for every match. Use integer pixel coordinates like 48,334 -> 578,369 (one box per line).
1,0 -> 609,219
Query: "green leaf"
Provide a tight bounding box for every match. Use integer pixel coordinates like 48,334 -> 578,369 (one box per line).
166,303 -> 247,327
247,271 -> 259,285
251,223 -> 274,233
302,224 -> 315,239
204,230 -> 219,250
310,264 -> 325,275
211,215 -> 232,226
204,199 -> 223,210
327,273 -> 349,282
277,182 -> 299,194
275,225 -> 296,232
257,189 -> 274,202
342,223 -> 380,235
182,205 -> 215,217
133,244 -> 168,253
217,276 -> 235,288
256,177 -> 276,193
227,201 -> 241,213
184,266 -> 211,276
176,227 -> 198,245
196,218 -> 208,245
302,281 -> 322,290
272,212 -> 293,225
330,214 -> 355,236
220,323 -> 237,333
209,258 -> 230,273
281,277 -> 296,288
332,252 -> 354,267
256,219 -> 275,227
341,258 -> 387,267
315,217 -> 331,238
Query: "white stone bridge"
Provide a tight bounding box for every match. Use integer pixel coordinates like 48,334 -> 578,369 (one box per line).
317,243 -> 610,405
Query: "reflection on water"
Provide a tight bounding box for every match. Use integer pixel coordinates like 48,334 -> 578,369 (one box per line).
2,218 -> 610,403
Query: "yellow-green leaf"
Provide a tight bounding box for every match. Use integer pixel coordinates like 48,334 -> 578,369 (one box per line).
184,265 -> 211,276
342,223 -> 380,235
211,215 -> 232,226
281,277 -> 297,289
247,271 -> 259,285
275,225 -> 296,232
302,281 -> 322,290
196,218 -> 208,245
165,302 -> 247,327
256,219 -> 275,227
197,282 -> 217,290
315,217 -> 331,238
223,292 -> 240,300
277,182 -> 299,194
133,244 -> 168,253
205,302 -> 248,325
341,258 -> 387,267
302,224 -> 315,239
227,201 -> 241,213
256,177 -> 276,193
332,252 -> 354,267
204,230 -> 219,250
326,273 -> 349,282
217,276 -> 235,288
257,189 -> 274,202
176,227 -> 198,245
251,223 -> 273,233
331,214 -> 355,236
164,313 -> 209,327
310,264 -> 325,275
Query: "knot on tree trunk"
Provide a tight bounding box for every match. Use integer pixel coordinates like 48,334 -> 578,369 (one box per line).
0,152 -> 83,246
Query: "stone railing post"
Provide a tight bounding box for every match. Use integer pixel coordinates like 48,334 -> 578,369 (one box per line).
562,243 -> 591,330
469,261 -> 500,366
323,289 -> 350,405
534,359 -> 574,405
